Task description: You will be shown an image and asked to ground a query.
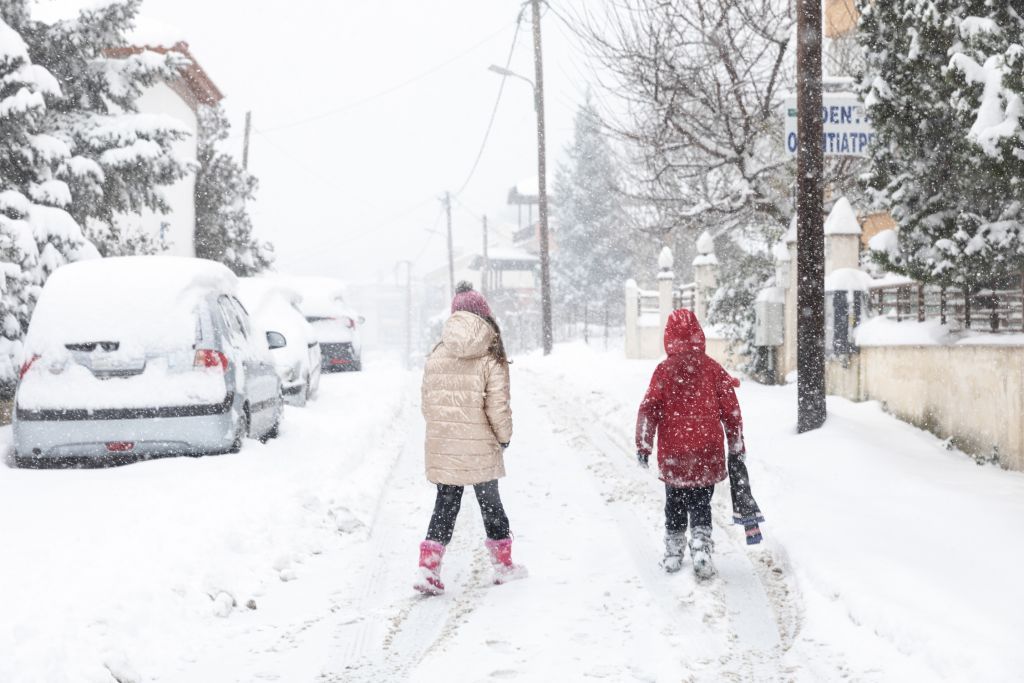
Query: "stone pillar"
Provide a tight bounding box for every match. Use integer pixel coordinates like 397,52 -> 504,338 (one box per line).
657,247 -> 674,331
824,196 -> 863,275
692,230 -> 718,326
625,278 -> 639,359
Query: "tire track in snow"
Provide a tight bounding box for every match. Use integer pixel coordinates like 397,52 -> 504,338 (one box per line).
520,366 -> 802,682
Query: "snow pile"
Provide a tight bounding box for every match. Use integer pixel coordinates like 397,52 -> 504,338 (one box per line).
0,354 -> 412,682
25,257 -> 237,355
855,316 -> 953,346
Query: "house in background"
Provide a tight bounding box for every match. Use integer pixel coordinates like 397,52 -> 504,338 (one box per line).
105,40 -> 223,257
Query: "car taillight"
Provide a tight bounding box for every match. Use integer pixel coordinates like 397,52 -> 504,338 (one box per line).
19,355 -> 40,380
194,349 -> 229,372
106,442 -> 135,452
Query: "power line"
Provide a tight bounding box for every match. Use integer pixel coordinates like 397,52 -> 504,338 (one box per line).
260,19 -> 519,134
452,8 -> 526,197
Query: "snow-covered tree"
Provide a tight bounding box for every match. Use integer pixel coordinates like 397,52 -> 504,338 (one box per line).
553,95 -> 631,319
859,1 -> 1024,291
194,104 -> 272,276
9,0 -> 191,256
0,11 -> 96,383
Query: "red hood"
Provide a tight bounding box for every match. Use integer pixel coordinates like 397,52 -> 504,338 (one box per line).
664,309 -> 706,357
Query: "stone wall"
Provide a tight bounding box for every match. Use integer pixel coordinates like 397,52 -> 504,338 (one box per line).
827,346 -> 1024,471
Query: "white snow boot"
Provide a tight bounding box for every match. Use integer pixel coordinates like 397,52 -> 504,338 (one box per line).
689,526 -> 716,580
660,532 -> 687,573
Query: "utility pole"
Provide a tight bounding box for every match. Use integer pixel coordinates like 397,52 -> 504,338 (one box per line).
242,111 -> 252,170
443,191 -> 455,299
796,0 -> 826,432
482,214 -> 489,298
396,261 -> 413,369
531,0 -> 553,355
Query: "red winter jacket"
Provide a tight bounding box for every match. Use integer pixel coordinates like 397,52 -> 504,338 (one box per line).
635,309 -> 745,488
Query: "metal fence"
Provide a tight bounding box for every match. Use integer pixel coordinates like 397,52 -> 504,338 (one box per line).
867,276 -> 1024,331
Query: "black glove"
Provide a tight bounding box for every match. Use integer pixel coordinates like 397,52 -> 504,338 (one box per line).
637,451 -> 649,468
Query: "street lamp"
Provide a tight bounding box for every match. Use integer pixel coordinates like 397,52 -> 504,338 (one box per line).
488,19 -> 553,355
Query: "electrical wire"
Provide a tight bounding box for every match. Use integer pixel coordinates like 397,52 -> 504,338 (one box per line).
259,19 -> 519,134
451,7 -> 526,198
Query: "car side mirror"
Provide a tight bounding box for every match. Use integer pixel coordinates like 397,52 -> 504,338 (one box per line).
357,315 -> 366,325
266,331 -> 287,350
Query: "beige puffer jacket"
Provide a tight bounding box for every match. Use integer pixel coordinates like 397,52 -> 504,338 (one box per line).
422,311 -> 512,485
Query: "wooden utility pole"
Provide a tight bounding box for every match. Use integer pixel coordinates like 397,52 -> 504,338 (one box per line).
482,214 -> 489,298
444,191 -> 455,299
796,0 -> 826,432
531,0 -> 553,355
242,111 -> 252,170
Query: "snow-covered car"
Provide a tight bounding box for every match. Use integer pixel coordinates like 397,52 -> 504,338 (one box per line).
12,257 -> 284,465
287,277 -> 364,372
238,278 -> 321,407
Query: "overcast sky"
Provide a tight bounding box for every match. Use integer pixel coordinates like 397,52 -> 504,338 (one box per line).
35,0 -> 602,285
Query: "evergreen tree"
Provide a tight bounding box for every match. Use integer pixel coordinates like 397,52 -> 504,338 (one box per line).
0,10 -> 96,382
194,104 -> 272,276
553,95 -> 630,322
11,0 -> 191,256
859,0 -> 1024,291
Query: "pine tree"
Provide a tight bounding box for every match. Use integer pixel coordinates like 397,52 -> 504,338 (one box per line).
859,0 -> 1024,291
553,95 -> 630,323
12,0 -> 191,256
0,9 -> 95,383
194,104 -> 272,276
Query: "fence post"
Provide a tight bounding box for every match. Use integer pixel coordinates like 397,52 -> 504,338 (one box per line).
658,247 -> 675,331
625,279 -> 639,359
918,285 -> 925,322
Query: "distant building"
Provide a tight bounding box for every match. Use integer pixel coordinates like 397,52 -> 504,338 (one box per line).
105,41 -> 224,257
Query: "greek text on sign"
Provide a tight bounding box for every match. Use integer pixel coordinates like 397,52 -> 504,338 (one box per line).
784,94 -> 875,157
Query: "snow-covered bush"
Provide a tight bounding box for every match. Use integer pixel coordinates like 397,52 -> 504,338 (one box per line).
859,0 -> 1024,291
194,104 -> 272,276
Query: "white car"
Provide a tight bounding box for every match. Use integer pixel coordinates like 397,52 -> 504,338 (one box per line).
238,279 -> 322,407
13,257 -> 283,464
286,277 -> 364,372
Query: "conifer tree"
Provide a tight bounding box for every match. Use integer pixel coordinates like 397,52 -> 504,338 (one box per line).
0,9 -> 95,382
194,104 -> 272,276
12,0 -> 191,256
860,0 -> 1024,291
553,95 -> 630,319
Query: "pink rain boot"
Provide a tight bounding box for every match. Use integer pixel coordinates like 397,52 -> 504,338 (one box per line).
413,540 -> 446,595
484,538 -> 528,585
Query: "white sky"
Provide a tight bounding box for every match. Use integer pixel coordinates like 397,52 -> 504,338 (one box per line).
34,0 -> 602,286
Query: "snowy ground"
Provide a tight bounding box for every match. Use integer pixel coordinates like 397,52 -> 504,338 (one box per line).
3,344 -> 1024,682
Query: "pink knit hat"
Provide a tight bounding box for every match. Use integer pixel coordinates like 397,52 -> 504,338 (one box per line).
451,281 -> 493,318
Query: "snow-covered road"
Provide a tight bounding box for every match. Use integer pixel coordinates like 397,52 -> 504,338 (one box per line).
3,345 -> 1024,682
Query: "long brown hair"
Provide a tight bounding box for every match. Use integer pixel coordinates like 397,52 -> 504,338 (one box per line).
482,315 -> 510,365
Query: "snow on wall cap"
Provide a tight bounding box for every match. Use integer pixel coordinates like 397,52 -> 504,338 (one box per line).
772,241 -> 791,262
692,253 -> 719,267
784,215 -> 798,244
696,230 -> 715,255
755,286 -> 786,304
824,268 -> 875,292
824,197 -> 862,235
658,246 -> 674,271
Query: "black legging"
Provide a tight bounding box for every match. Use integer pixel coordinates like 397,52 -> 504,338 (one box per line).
425,480 -> 510,545
665,484 -> 714,534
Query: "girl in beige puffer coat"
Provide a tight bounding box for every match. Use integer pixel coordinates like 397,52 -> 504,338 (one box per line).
414,283 -> 526,595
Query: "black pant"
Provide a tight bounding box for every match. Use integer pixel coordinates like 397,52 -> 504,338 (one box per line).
665,484 -> 714,535
425,480 -> 510,545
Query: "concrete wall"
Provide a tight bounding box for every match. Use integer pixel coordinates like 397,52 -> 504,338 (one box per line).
116,82 -> 198,257
827,346 -> 1024,471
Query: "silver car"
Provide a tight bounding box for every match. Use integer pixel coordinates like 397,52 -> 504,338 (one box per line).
12,257 -> 284,465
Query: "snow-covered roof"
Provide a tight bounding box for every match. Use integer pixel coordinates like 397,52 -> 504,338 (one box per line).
106,42 -> 223,108
515,176 -> 538,197
824,197 -> 862,236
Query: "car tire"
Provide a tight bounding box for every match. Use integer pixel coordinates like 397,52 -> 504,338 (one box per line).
350,358 -> 362,372
230,406 -> 249,453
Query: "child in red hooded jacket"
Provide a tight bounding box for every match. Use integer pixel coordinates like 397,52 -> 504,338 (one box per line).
635,308 -> 748,578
